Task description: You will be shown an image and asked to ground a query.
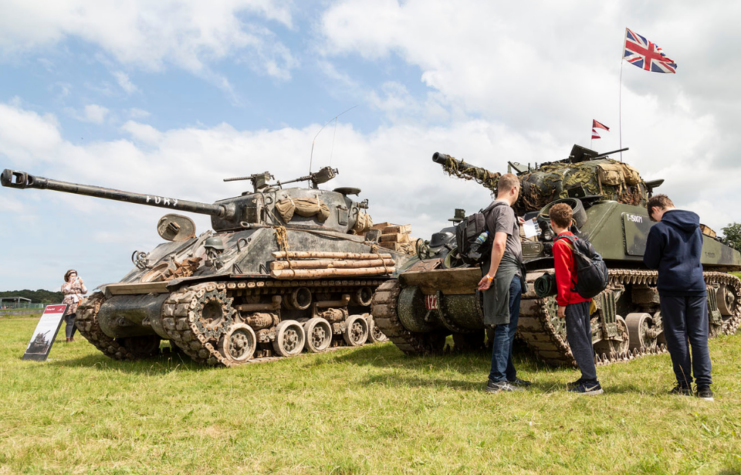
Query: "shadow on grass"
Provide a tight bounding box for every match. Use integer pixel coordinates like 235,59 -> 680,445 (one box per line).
48,351 -> 212,374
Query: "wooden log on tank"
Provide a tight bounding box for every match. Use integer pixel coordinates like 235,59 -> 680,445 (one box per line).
271,267 -> 396,279
270,258 -> 395,271
272,251 -> 392,260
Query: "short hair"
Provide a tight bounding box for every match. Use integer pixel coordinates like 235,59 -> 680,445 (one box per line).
549,203 -> 572,229
497,173 -> 520,195
64,269 -> 77,282
647,194 -> 674,220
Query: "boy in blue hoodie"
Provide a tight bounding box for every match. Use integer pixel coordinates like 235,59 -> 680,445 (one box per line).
643,194 -> 713,401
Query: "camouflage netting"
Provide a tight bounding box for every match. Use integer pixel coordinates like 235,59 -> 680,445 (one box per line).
276,197 -> 330,223
441,156 -> 501,192
517,158 -> 647,213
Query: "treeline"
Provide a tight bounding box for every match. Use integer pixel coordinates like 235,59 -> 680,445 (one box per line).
0,289 -> 64,304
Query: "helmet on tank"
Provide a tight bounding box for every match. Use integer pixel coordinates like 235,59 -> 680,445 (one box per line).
204,237 -> 225,251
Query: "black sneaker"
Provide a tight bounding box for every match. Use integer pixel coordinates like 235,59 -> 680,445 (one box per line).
669,384 -> 693,396
508,377 -> 532,388
485,380 -> 524,393
567,378 -> 584,388
568,381 -> 603,395
696,386 -> 714,401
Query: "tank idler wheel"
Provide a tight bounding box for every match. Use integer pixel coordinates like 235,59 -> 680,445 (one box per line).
273,320 -> 306,357
118,335 -> 161,358
366,314 -> 387,343
625,312 -> 657,352
717,285 -> 736,316
219,323 -> 257,363
303,318 -> 333,353
344,314 -> 370,347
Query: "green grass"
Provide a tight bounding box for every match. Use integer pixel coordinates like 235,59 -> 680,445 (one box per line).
2,317 -> 741,475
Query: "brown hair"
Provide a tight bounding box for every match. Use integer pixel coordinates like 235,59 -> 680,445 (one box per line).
64,269 -> 77,283
549,203 -> 573,229
647,194 -> 674,221
497,173 -> 520,195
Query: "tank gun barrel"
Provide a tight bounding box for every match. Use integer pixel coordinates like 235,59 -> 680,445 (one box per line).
1,169 -> 235,219
431,152 -> 501,192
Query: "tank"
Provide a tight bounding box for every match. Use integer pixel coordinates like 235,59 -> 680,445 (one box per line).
2,166 -> 414,366
372,145 -> 741,366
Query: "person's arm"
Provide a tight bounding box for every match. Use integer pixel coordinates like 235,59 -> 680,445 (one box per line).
643,226 -> 662,270
61,283 -> 73,295
553,239 -> 573,317
477,232 -> 507,290
77,277 -> 87,294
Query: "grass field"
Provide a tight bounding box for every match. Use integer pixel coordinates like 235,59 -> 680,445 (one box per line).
1,316 -> 741,474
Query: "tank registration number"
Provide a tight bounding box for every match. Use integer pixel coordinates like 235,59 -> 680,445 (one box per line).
425,295 -> 439,310
626,214 -> 643,223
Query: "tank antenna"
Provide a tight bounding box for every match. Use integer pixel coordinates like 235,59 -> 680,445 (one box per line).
309,105 -> 358,177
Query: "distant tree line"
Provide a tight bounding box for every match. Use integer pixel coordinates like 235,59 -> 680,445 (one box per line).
0,289 -> 64,304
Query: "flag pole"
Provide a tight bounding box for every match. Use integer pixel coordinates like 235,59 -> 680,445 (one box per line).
619,28 -> 625,162
590,121 -> 593,150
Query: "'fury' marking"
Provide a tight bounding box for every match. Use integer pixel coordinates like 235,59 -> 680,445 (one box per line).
146,195 -> 179,207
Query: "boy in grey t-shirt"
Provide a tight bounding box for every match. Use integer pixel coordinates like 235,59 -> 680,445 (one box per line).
477,173 -> 531,393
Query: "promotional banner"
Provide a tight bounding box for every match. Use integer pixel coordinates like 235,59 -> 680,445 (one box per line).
22,304 -> 67,361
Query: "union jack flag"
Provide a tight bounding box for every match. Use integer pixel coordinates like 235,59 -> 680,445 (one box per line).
624,28 -> 677,74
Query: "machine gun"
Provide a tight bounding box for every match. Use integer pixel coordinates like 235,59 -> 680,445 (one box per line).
223,166 -> 338,192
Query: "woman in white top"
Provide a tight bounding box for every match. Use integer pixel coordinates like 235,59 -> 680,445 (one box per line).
61,269 -> 87,342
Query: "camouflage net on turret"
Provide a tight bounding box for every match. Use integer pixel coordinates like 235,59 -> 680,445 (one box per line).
518,158 -> 648,213
440,156 -> 501,192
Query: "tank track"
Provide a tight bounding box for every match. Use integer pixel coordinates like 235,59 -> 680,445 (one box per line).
161,282 -> 232,366
76,292 -> 140,361
517,269 -> 741,366
372,280 -> 447,355
161,280 -> 388,367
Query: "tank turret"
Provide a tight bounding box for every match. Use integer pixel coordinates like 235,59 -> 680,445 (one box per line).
1,166 -> 370,235
433,145 -> 650,215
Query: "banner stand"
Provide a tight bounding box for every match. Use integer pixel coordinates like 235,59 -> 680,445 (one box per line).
22,304 -> 68,362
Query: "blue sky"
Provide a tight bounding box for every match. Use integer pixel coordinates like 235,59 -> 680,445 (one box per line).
1,0 -> 740,292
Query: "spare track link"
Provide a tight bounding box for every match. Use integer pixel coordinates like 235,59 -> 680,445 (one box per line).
518,269 -> 741,367
161,282 -> 232,367
371,279 -> 445,355
76,292 -> 139,361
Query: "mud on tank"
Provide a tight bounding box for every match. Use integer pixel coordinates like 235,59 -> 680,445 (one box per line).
372,145 -> 741,366
1,166 -> 415,366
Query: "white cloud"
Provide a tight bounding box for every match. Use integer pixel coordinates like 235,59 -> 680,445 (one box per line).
113,71 -> 138,94
320,1 -> 741,149
71,104 -> 110,124
0,0 -> 298,80
127,108 -> 151,119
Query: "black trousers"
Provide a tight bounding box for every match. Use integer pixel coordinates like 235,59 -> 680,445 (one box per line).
659,293 -> 712,387
565,301 -> 598,383
64,313 -> 77,339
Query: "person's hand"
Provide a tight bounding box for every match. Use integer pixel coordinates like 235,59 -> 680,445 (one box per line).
77,277 -> 84,285
478,274 -> 493,291
518,216 -> 526,225
557,305 -> 566,319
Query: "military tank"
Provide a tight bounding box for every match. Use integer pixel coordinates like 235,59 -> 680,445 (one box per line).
372,145 -> 741,366
2,166 -> 413,366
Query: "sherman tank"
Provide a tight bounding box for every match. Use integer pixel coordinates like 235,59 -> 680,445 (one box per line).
372,145 -> 741,366
2,166 -> 413,366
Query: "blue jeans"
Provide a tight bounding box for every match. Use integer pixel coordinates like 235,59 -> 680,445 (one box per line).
488,275 -> 522,382
660,293 -> 712,387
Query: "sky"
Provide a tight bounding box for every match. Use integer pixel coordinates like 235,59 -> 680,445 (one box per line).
1,0 -> 740,292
